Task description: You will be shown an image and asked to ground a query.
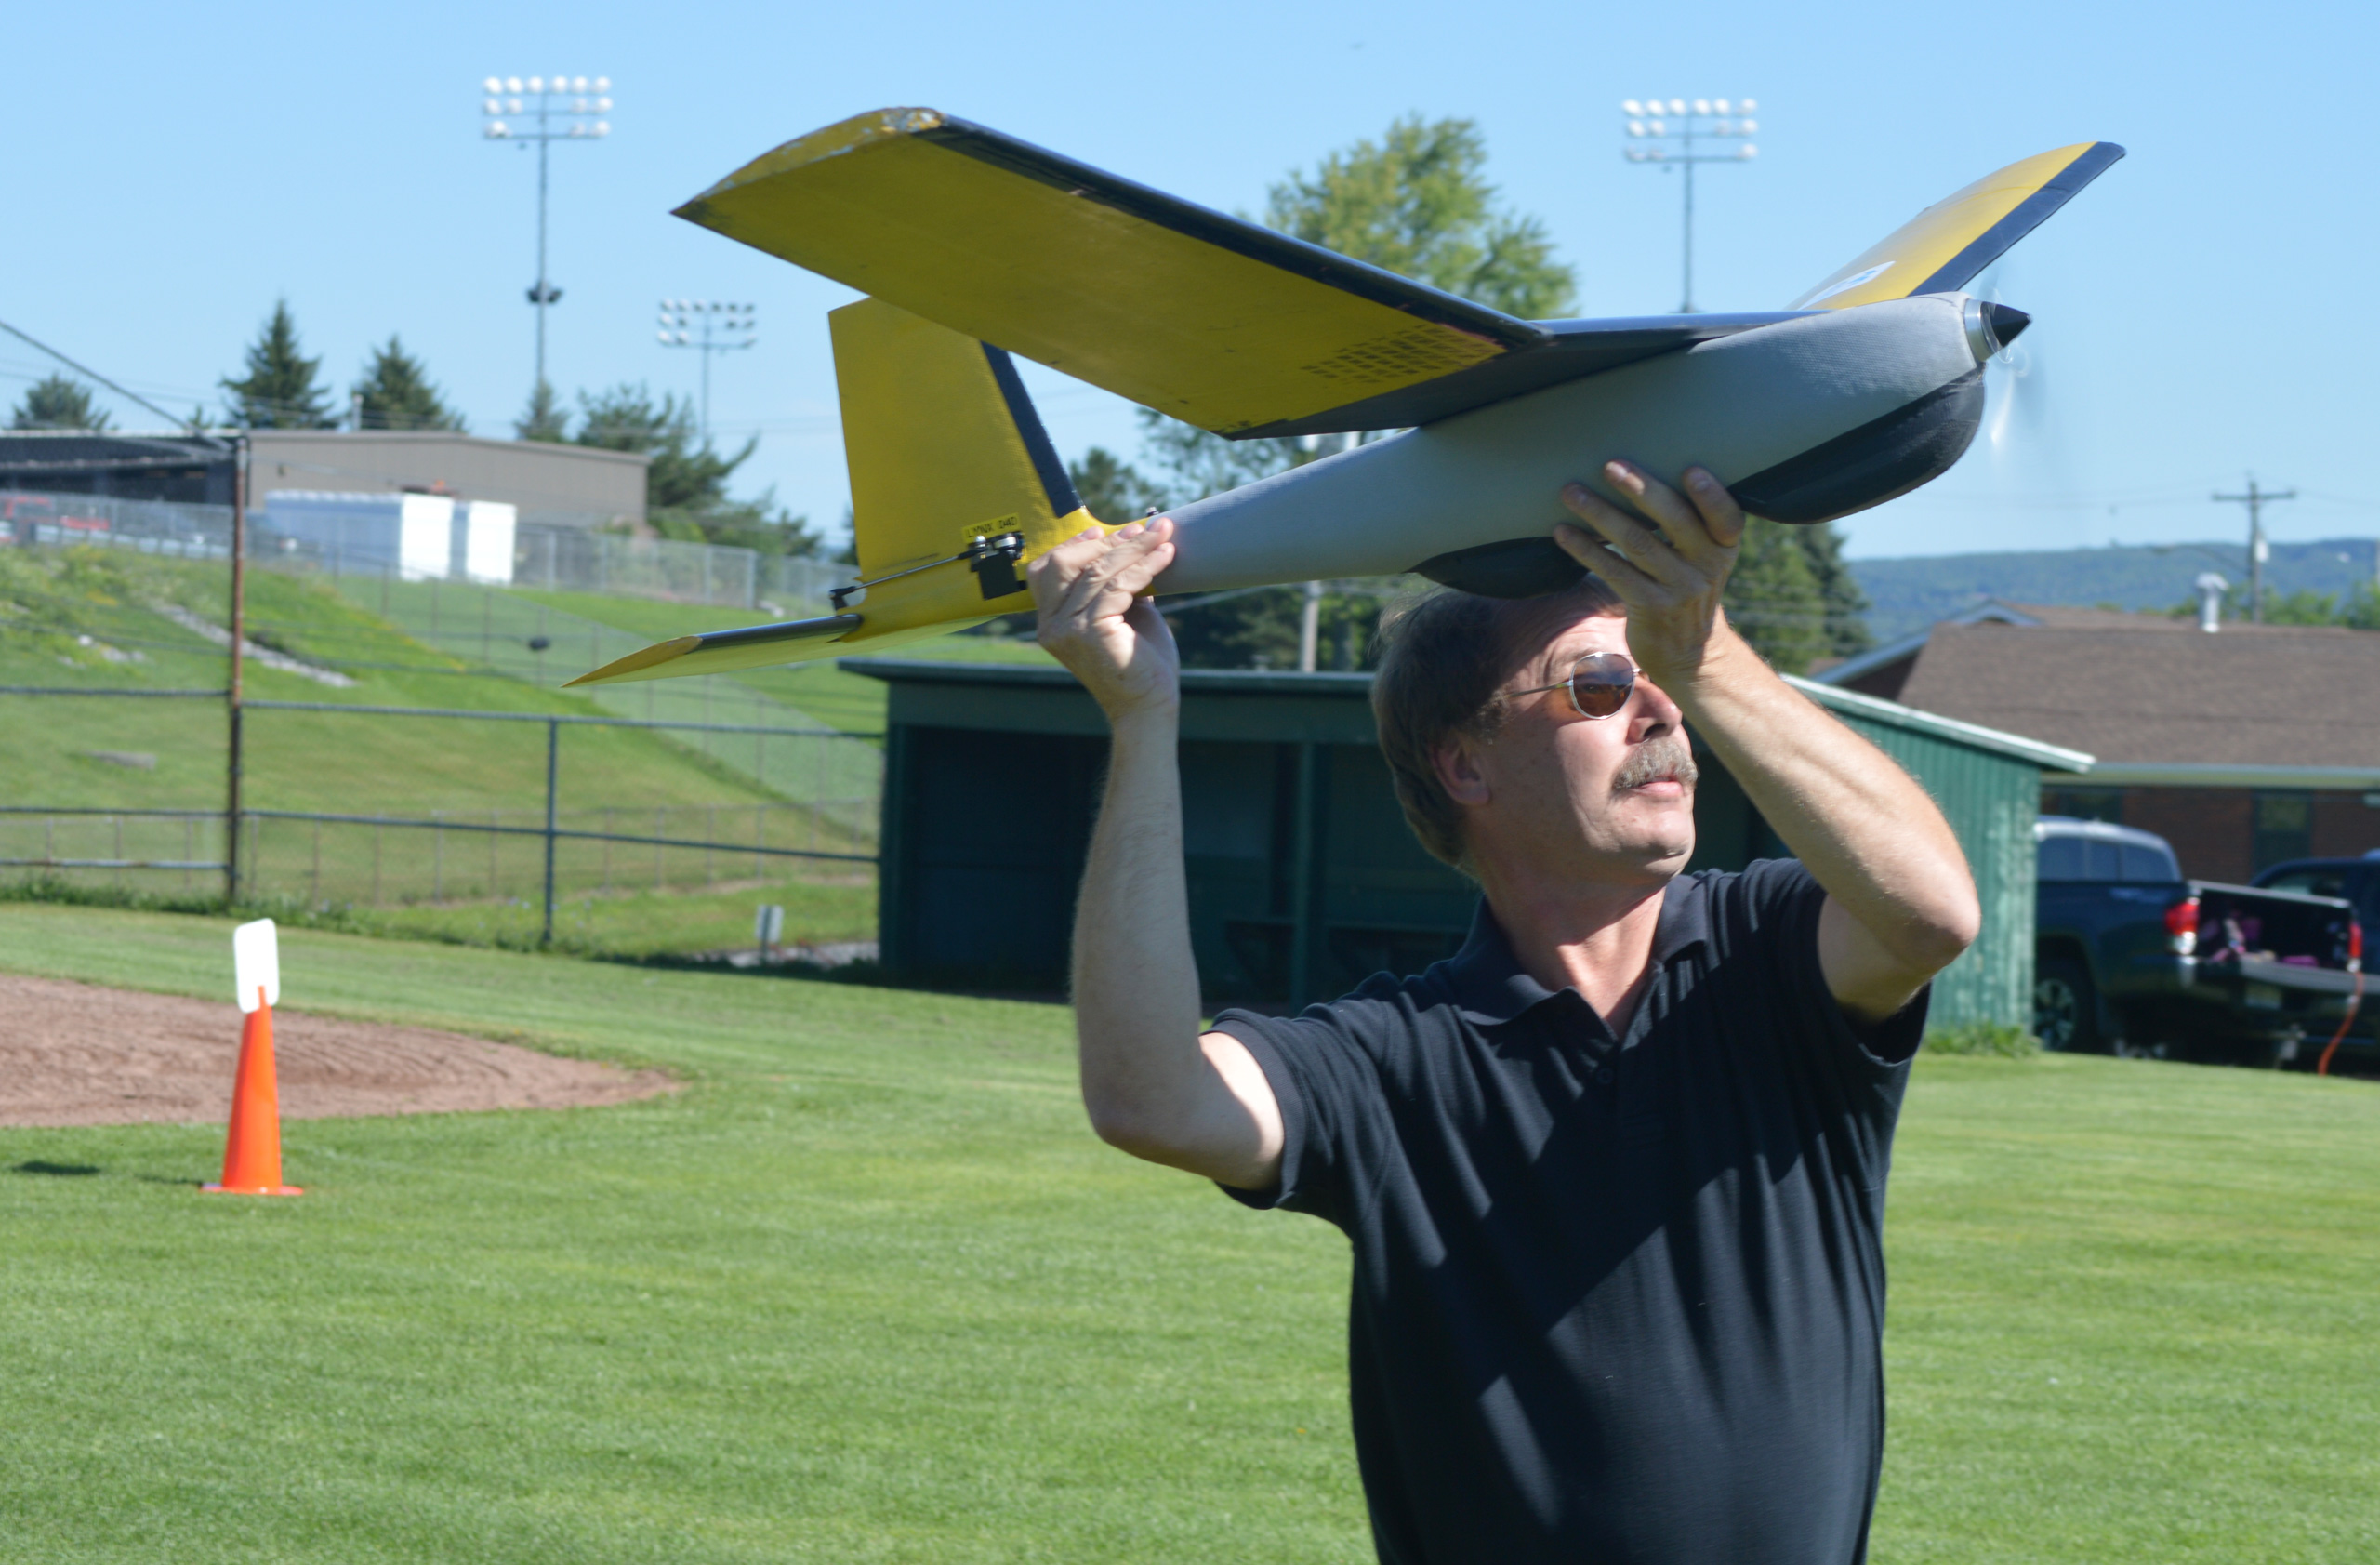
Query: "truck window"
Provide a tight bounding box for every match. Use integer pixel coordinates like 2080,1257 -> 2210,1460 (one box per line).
2120,842 -> 2179,882
2038,837 -> 2084,882
2084,840 -> 2122,882
2265,869 -> 2347,899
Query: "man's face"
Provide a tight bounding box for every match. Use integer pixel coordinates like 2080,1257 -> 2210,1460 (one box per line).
1442,611 -> 1699,886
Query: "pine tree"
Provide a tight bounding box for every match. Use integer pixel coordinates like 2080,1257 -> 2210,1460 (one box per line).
352,337 -> 465,431
219,299 -> 337,429
571,383 -> 817,550
9,374 -> 111,431
1068,446 -> 1168,523
575,383 -> 750,512
515,379 -> 569,442
1787,522 -> 1873,657
1723,520 -> 1830,674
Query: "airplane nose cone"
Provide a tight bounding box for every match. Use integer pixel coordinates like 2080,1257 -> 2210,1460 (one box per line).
1963,297 -> 2032,361
1985,302 -> 2030,349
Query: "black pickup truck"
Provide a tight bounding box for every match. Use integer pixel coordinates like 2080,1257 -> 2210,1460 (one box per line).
2032,817 -> 2364,1063
2250,854 -> 2380,1064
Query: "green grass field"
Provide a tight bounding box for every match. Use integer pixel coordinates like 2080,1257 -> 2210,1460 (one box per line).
3,905 -> 2375,1562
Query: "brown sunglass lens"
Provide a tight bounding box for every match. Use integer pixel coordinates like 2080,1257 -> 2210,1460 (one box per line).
1567,657 -> 1634,717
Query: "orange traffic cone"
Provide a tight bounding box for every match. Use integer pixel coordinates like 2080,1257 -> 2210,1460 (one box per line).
204,987 -> 302,1197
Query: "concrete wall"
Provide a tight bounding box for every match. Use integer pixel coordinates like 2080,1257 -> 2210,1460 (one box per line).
245,431 -> 648,529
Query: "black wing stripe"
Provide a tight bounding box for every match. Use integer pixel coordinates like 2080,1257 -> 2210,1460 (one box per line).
918,117 -> 1548,352
980,344 -> 1082,518
695,614 -> 864,652
1911,142 -> 2127,297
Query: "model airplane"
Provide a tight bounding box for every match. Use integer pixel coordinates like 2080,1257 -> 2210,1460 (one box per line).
569,109 -> 2122,686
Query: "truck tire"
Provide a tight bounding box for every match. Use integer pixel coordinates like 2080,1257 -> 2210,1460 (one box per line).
2034,956 -> 2100,1053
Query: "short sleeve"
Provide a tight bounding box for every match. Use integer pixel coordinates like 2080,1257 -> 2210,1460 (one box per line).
1208,1002 -> 1394,1231
1735,858 -> 1929,1077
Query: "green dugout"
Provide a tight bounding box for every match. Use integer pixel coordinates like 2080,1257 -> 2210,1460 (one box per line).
846,657 -> 2089,1029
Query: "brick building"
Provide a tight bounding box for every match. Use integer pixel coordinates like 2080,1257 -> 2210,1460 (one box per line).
1815,602 -> 2380,882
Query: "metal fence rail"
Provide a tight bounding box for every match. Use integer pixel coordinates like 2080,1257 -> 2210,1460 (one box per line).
0,694 -> 884,939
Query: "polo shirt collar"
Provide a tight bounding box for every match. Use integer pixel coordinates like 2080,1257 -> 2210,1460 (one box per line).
1444,874 -> 1715,1028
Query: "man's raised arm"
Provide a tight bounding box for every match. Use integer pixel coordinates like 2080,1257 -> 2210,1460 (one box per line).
1555,464 -> 1981,1025
1028,520 -> 1283,1188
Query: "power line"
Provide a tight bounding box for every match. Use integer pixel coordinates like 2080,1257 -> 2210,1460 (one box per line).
2212,477 -> 2296,624
0,318 -> 203,433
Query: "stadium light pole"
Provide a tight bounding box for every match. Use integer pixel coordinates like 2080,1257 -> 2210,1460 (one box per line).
483,74 -> 614,391
657,301 -> 758,444
1620,98 -> 1758,313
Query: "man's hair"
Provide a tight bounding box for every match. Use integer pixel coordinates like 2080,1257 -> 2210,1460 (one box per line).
1370,575 -> 1627,870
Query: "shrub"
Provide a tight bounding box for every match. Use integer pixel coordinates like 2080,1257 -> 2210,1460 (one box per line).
1924,1020 -> 2043,1058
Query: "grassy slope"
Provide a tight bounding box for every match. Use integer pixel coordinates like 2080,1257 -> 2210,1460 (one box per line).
507,587 -> 1058,736
3,906 -> 2375,1562
0,551 -> 787,818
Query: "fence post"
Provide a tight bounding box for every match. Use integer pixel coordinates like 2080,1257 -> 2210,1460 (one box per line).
224,432 -> 247,906
542,717 -> 560,945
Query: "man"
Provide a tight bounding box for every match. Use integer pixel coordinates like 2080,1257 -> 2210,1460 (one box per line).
1028,460 -> 1979,1564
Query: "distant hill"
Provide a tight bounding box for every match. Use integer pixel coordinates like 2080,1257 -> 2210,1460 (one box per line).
1849,537 -> 2380,641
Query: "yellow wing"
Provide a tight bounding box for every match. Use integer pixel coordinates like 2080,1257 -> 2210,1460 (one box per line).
674,108 -> 1545,436
1791,141 -> 2124,311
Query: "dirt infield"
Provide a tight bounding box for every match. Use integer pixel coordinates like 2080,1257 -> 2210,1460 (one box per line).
0,975 -> 672,1127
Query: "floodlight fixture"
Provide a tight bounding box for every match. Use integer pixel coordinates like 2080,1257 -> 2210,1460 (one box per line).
1620,96 -> 1765,312
655,297 -> 759,442
482,73 -> 617,391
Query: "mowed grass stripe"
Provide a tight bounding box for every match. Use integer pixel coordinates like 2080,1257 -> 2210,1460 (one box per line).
2,904 -> 2376,1562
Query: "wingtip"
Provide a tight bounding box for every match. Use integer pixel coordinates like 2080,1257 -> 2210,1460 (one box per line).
563,635 -> 704,688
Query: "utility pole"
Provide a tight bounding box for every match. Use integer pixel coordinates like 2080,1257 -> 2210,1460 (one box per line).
1622,98 -> 1759,313
2213,477 -> 2295,624
483,75 -> 614,393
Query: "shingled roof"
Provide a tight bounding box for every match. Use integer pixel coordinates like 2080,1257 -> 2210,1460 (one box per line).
1874,614 -> 2380,769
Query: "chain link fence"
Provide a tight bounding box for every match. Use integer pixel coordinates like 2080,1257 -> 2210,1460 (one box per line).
3,487 -> 849,612
0,497 -> 888,945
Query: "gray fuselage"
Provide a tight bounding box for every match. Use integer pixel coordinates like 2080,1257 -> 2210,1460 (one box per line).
1153,293 -> 1991,595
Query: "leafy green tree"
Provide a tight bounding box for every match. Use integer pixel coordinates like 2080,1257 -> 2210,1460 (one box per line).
220,299 -> 337,429
1264,114 -> 1576,319
2171,583 -> 2380,630
1068,446 -> 1169,523
2345,583 -> 2380,631
1126,115 -> 1579,669
574,382 -> 816,554
515,379 -> 570,443
352,337 -> 465,431
2260,588 -> 2342,626
9,374 -> 111,431
1139,114 -> 1579,512
1723,519 -> 1830,674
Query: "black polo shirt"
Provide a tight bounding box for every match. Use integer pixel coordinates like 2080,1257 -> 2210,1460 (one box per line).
1212,858 -> 1925,1565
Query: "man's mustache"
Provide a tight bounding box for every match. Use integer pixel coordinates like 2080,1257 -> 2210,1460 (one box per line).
1612,736 -> 1699,793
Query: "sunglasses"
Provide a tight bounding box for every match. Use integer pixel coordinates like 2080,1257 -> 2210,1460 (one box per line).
1508,650 -> 1639,720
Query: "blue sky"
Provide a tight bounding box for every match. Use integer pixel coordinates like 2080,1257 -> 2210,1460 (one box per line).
5,0 -> 2373,560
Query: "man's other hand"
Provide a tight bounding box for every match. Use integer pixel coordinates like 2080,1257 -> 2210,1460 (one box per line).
1554,463 -> 1745,683
1031,519 -> 1181,723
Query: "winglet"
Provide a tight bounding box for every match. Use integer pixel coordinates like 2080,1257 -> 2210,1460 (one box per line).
1791,141 -> 2125,311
